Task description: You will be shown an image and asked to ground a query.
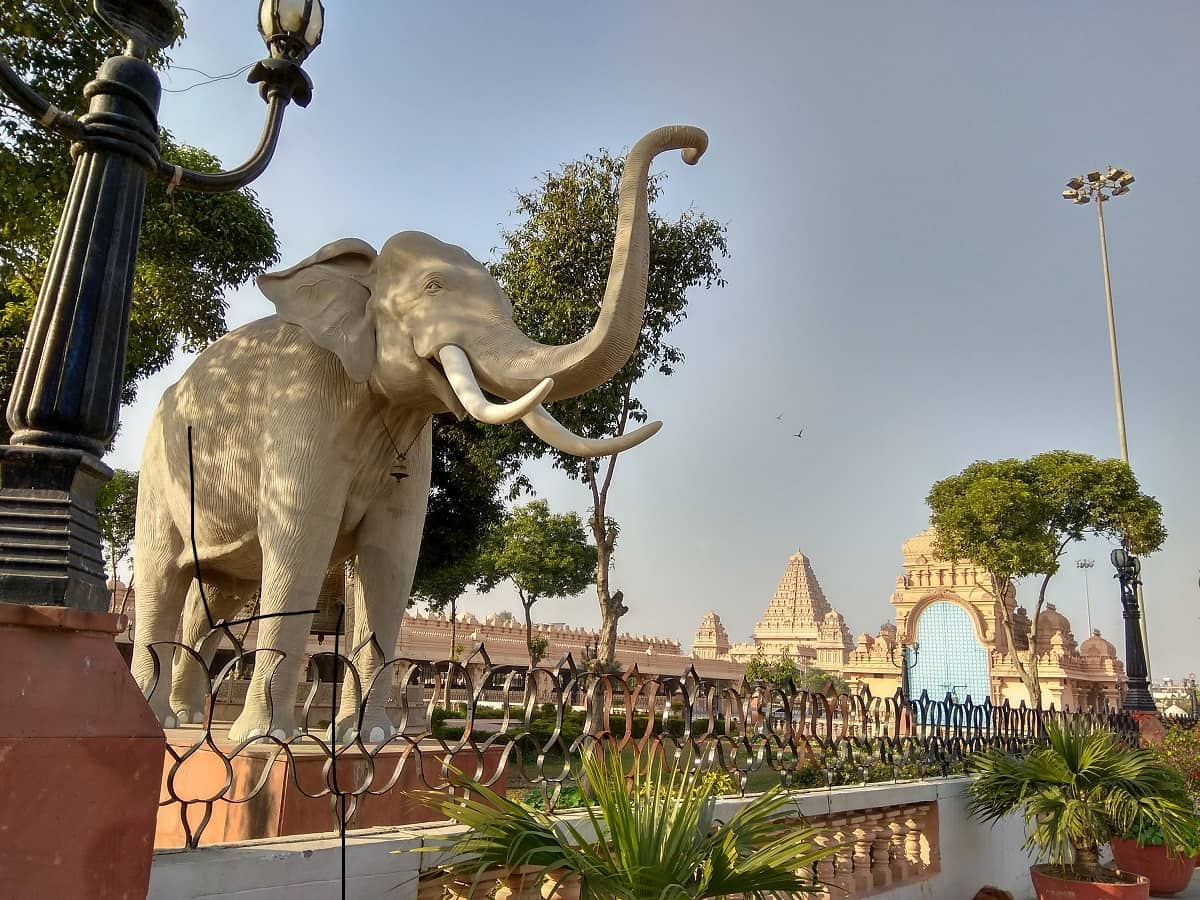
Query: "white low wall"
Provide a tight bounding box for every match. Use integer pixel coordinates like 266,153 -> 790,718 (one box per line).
148,777 -> 1036,900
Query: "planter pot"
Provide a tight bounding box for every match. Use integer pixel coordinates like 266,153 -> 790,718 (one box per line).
1029,864 -> 1149,900
1110,837 -> 1200,897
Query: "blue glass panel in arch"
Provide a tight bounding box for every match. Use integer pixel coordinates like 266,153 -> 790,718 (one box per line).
909,600 -> 990,722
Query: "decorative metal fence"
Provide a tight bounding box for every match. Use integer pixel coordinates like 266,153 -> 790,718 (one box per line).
144,630 -> 1140,849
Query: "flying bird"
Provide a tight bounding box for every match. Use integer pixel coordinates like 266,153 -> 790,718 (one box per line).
775,413 -> 783,420
794,430 -> 803,438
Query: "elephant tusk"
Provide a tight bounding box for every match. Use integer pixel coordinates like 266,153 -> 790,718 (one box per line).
521,405 -> 663,457
438,345 -> 554,424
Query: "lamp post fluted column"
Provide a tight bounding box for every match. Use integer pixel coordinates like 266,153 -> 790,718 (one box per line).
1111,549 -> 1154,712
0,0 -> 322,611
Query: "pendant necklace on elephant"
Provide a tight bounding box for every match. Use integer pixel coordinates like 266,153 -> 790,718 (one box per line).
378,413 -> 419,481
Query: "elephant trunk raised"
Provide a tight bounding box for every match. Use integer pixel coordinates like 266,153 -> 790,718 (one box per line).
447,125 -> 708,403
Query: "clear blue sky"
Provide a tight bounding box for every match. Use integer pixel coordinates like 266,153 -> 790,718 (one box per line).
108,1 -> 1200,678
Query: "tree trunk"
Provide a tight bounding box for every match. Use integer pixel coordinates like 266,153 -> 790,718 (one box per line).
992,573 -> 1042,708
1072,842 -> 1103,880
522,590 -> 535,668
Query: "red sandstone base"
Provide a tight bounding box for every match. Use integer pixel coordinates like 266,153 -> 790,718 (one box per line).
157,727 -> 509,848
0,604 -> 165,899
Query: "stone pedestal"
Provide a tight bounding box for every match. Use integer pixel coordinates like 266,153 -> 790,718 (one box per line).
0,446 -> 111,611
0,604 -> 165,898
156,728 -> 509,848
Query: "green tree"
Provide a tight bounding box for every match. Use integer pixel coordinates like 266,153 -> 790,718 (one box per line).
478,500 -> 595,666
96,467 -> 138,592
927,451 -> 1165,707
800,667 -> 850,696
0,4 -> 279,438
491,149 -> 728,669
743,649 -> 801,689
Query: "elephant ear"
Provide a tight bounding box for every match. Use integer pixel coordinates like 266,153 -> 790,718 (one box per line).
257,238 -> 379,383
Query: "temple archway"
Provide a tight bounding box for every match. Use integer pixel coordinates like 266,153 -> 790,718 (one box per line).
908,599 -> 991,704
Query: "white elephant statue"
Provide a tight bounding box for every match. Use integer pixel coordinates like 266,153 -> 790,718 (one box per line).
130,125 -> 707,742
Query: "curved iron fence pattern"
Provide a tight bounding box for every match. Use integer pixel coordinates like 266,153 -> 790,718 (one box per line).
146,633 -> 1140,849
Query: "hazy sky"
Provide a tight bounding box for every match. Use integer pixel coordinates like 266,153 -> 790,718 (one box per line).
107,2 -> 1200,678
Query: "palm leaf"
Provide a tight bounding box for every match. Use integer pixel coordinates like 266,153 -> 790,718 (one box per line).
405,748 -> 837,899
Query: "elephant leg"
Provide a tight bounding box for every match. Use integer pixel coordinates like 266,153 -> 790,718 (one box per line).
228,501 -> 341,743
337,421 -> 431,743
130,562 -> 192,727
170,581 -> 245,724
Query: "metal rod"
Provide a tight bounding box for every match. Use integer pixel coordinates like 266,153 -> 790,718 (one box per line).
154,95 -> 288,192
0,51 -> 85,141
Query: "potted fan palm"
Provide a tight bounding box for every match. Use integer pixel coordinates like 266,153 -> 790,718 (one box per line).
409,745 -> 837,898
1108,718 -> 1200,895
968,720 -> 1199,900
1109,817 -> 1200,898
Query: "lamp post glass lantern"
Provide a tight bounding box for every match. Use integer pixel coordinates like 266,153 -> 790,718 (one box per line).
0,0 -> 322,611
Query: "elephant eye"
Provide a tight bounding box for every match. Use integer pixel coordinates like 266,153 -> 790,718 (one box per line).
424,278 -> 443,293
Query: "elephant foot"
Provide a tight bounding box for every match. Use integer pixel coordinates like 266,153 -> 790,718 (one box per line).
334,712 -> 397,745
144,688 -> 182,730
172,708 -> 206,725
169,693 -> 208,726
227,709 -> 299,743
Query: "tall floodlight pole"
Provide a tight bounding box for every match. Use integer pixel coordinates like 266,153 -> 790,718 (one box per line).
1062,167 -> 1134,464
1076,558 -> 1095,634
1062,166 -> 1154,685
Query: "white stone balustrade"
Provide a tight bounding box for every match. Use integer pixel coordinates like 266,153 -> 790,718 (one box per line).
149,778 -> 1035,899
413,799 -> 938,899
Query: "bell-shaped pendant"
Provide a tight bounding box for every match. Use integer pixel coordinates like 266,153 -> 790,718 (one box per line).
390,455 -> 409,481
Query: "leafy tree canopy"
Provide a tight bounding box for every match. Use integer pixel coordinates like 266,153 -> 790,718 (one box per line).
926,450 -> 1165,705
800,667 -> 850,696
928,451 -> 1165,587
744,649 -> 801,689
478,500 -> 596,602
0,3 -> 279,439
477,499 -> 595,665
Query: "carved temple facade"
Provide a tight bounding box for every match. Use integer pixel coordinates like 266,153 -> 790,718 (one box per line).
693,527 -> 1126,711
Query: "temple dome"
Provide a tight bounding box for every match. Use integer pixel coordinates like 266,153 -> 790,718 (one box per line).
1080,629 -> 1117,659
901,527 -> 939,563
1035,604 -> 1076,654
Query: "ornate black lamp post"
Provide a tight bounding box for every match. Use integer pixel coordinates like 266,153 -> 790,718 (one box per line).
0,0 -> 322,610
888,640 -> 920,703
1111,548 -> 1155,712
